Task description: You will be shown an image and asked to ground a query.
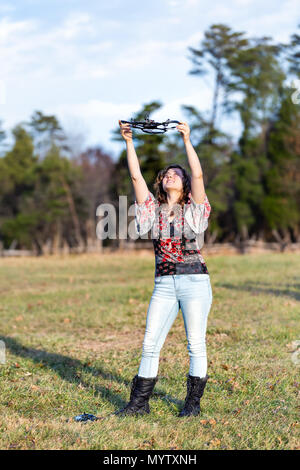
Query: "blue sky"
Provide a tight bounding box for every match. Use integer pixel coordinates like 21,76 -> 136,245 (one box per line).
0,0 -> 298,160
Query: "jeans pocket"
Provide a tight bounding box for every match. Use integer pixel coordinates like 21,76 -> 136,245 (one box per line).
154,276 -> 163,283
186,274 -> 208,282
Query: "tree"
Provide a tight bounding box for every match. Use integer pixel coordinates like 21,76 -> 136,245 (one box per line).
0,125 -> 37,248
0,125 -> 36,215
75,146 -> 115,249
287,24 -> 300,76
28,111 -> 85,249
0,120 -> 6,156
27,110 -> 68,158
262,88 -> 300,247
225,36 -> 285,154
178,104 -> 233,243
0,115 -> 89,253
187,24 -> 248,142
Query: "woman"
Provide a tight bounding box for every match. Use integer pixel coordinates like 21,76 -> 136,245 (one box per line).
115,119 -> 213,417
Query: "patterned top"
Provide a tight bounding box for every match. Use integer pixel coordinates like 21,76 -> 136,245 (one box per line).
134,190 -> 211,277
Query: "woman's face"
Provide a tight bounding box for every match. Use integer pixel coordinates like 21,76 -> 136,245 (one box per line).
162,168 -> 184,193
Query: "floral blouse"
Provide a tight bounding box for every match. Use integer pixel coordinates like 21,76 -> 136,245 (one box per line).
134,190 -> 211,277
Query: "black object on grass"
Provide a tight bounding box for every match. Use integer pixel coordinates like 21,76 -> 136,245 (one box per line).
74,413 -> 99,422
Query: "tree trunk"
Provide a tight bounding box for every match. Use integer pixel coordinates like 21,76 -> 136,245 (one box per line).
206,229 -> 218,244
51,220 -> 62,254
42,239 -> 51,255
292,226 -> 300,243
33,237 -> 44,256
60,175 -> 85,249
211,66 -> 221,133
271,228 -> 291,252
86,218 -> 103,253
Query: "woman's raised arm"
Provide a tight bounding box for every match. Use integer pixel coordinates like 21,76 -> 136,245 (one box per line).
176,121 -> 205,204
119,120 -> 149,205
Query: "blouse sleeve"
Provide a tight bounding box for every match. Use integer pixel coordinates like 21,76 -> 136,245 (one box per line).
134,190 -> 156,236
185,193 -> 211,234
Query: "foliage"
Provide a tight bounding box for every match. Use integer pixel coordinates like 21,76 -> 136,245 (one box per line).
0,25 -> 299,250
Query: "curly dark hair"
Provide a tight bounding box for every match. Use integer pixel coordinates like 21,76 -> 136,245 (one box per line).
153,164 -> 191,207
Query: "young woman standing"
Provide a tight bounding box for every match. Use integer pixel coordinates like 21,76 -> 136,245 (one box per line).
115,119 -> 213,417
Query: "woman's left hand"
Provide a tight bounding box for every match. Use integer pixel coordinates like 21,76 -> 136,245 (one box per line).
176,122 -> 190,143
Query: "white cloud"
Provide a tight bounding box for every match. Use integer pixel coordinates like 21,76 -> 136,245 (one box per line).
232,0 -> 254,5
109,31 -> 203,73
234,0 -> 299,42
0,16 -> 37,42
0,79 -> 6,105
0,13 -> 199,82
152,90 -> 213,122
167,0 -> 181,6
0,3 -> 16,14
186,0 -> 201,5
57,12 -> 95,40
166,17 -> 181,24
53,99 -> 140,120
0,14 -> 114,80
0,0 -> 298,157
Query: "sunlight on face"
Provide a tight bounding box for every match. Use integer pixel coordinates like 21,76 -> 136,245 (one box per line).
162,168 -> 184,193
163,168 -> 183,183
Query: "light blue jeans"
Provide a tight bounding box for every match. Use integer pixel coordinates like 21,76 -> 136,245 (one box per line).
138,273 -> 213,379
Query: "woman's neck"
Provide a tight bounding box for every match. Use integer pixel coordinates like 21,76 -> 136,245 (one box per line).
166,190 -> 182,208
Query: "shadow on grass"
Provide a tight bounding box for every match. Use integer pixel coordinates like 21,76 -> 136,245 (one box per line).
0,335 -> 183,415
216,280 -> 300,301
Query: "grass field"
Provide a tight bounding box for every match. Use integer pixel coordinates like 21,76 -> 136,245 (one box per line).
0,251 -> 299,450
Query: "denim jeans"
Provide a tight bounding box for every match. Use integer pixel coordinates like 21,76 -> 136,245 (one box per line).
138,273 -> 213,379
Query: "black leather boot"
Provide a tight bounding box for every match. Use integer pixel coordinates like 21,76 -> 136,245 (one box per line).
115,374 -> 158,416
178,374 -> 208,417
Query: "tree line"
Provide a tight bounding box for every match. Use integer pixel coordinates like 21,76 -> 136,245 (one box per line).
0,23 -> 299,254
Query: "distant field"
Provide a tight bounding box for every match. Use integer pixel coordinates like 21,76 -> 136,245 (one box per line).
0,251 -> 299,450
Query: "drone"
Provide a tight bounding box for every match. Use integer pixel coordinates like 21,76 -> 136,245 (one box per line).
121,114 -> 181,134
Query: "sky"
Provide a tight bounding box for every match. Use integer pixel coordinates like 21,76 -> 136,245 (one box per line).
0,0 -> 299,160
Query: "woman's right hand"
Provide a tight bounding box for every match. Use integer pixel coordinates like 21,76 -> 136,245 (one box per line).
119,120 -> 133,142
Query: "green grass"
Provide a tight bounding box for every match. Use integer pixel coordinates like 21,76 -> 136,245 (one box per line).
0,251 -> 299,450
